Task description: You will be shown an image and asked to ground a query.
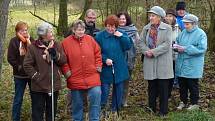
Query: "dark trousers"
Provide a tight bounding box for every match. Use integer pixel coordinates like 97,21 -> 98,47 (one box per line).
31,91 -> 59,121
178,77 -> 199,105
148,79 -> 169,115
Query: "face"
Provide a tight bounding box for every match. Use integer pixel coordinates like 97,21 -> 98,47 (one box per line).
165,14 -> 175,25
106,24 -> 116,34
184,22 -> 193,30
18,27 -> 29,38
85,12 -> 97,26
149,13 -> 161,25
119,14 -> 127,26
177,10 -> 185,17
74,26 -> 85,37
43,29 -> 54,41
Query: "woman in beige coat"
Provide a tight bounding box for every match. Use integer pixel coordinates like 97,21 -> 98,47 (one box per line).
139,6 -> 174,116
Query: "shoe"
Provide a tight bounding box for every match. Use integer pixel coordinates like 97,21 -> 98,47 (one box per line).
177,102 -> 186,110
187,104 -> 200,111
123,103 -> 128,107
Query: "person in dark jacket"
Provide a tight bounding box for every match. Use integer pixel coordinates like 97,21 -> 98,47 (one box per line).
95,15 -> 132,115
23,22 -> 67,121
176,1 -> 187,30
116,12 -> 140,107
7,21 -> 34,121
65,9 -> 99,38
84,9 -> 100,37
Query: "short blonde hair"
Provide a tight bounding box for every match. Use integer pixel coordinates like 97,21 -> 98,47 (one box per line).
71,20 -> 85,32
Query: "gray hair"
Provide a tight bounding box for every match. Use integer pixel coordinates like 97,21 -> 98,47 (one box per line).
71,20 -> 85,32
37,22 -> 53,36
85,9 -> 96,17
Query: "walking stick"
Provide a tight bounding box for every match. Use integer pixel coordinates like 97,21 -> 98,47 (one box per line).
48,57 -> 55,121
111,64 -> 119,117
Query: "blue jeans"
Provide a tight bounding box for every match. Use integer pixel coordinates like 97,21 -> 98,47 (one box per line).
12,77 -> 31,121
71,86 -> 101,121
101,82 -> 124,111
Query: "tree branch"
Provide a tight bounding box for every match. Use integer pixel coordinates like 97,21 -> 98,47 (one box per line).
28,10 -> 58,28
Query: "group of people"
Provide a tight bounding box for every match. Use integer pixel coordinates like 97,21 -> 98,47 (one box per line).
7,1 -> 207,121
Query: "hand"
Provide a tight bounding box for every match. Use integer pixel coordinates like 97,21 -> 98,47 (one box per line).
177,46 -> 185,53
173,44 -> 185,53
114,31 -> 123,37
106,59 -> 113,66
145,50 -> 153,58
48,48 -> 57,60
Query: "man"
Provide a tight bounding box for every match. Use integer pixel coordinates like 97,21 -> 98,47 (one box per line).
176,1 -> 187,30
84,9 -> 100,37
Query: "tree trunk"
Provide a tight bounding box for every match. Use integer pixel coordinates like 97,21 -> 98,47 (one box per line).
0,0 -> 11,80
79,0 -> 93,20
208,10 -> 215,52
57,0 -> 68,36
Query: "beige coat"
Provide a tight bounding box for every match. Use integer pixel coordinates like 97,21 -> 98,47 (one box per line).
140,22 -> 174,80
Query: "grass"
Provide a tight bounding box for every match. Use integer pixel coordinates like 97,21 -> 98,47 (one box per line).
1,4 -> 215,121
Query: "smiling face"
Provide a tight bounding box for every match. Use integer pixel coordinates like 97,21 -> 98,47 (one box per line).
42,29 -> 54,41
106,24 -> 116,34
85,12 -> 97,26
184,22 -> 193,31
149,13 -> 161,25
119,14 -> 127,26
177,9 -> 185,17
74,25 -> 85,38
165,14 -> 175,25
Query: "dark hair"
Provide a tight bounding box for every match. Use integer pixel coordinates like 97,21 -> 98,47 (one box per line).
104,15 -> 119,27
116,12 -> 132,26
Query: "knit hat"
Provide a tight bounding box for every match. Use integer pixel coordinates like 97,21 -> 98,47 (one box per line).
148,6 -> 166,18
182,14 -> 199,23
176,1 -> 186,11
166,9 -> 176,17
37,22 -> 53,36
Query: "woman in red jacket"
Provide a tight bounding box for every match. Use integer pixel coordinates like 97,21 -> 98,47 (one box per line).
61,20 -> 102,121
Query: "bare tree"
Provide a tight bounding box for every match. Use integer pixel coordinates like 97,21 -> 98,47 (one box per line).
0,0 -> 11,79
79,0 -> 93,20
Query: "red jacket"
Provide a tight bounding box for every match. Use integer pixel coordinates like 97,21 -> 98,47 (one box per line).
61,35 -> 102,90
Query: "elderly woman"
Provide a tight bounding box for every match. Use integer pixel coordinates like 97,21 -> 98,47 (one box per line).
23,22 -> 66,121
164,9 -> 180,97
61,20 -> 102,121
95,15 -> 132,113
139,6 -> 174,116
116,12 -> 140,107
7,21 -> 33,121
174,14 -> 207,110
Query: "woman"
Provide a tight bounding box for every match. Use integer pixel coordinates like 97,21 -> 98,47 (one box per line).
23,22 -> 66,121
139,6 -> 174,116
116,12 -> 140,107
7,21 -> 33,121
95,15 -> 132,113
164,8 -> 180,98
174,14 -> 207,110
61,20 -> 102,121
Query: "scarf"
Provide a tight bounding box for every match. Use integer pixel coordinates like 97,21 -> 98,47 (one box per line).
35,39 -> 55,63
118,24 -> 138,43
17,33 -> 31,56
148,24 -> 160,49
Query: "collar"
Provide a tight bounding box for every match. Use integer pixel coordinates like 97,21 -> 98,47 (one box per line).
145,22 -> 168,30
103,30 -> 115,38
